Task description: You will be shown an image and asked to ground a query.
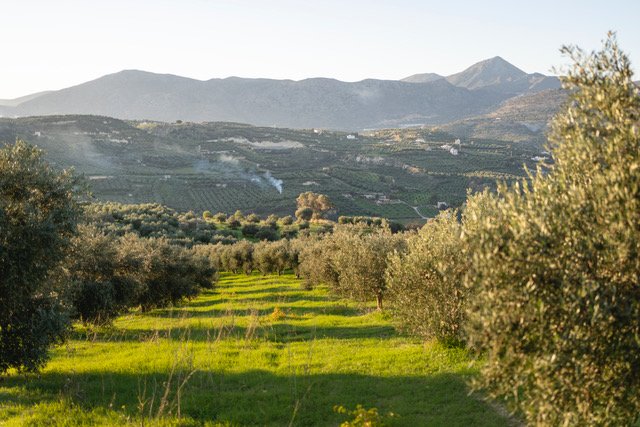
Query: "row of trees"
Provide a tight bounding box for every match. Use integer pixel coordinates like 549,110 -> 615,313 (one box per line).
85,202 -> 221,245
194,239 -> 300,276
69,226 -> 216,324
0,145 -> 392,374
286,35 -> 640,425
0,143 -> 217,372
89,199 -> 353,246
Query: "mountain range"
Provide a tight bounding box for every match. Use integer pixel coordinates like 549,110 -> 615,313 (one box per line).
0,57 -> 562,130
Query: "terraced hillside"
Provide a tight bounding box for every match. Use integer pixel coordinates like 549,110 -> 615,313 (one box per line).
0,273 -> 513,426
0,115 -> 547,222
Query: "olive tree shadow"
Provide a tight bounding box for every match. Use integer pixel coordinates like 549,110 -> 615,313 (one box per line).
2,369 -> 513,427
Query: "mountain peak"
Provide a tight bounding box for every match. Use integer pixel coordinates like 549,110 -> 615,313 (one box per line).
446,56 -> 526,90
475,56 -> 524,73
484,55 -> 511,64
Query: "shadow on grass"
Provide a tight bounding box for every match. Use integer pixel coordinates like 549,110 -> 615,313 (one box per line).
221,285 -> 295,296
165,292 -> 332,317
145,301 -> 365,319
2,369 -> 511,427
70,322 -> 398,344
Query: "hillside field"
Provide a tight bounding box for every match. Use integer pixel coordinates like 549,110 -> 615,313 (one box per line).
0,115 -> 546,223
0,273 -> 513,426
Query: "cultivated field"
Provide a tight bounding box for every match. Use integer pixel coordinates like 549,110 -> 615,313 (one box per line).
0,116 -> 544,222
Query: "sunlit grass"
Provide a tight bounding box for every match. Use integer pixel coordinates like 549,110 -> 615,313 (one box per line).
0,273 -> 510,426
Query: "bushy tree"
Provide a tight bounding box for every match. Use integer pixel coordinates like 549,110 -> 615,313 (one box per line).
330,226 -> 405,309
296,192 -> 333,219
212,212 -> 227,223
219,240 -> 254,274
253,240 -> 293,275
279,215 -> 294,226
232,210 -> 244,221
68,226 -> 141,324
192,243 -> 226,271
297,236 -> 339,289
386,210 -> 467,342
226,216 -> 241,229
287,239 -> 302,277
84,202 -> 219,246
245,213 -> 260,223
0,141 -> 81,372
465,34 -> 640,425
255,226 -> 278,241
133,236 -> 217,311
241,223 -> 260,237
70,227 -> 217,320
265,214 -> 279,228
295,207 -> 313,222
253,241 -> 276,275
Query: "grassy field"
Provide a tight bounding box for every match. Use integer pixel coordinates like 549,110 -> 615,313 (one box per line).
0,273 -> 513,426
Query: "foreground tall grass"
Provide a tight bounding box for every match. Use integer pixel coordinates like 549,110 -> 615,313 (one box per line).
0,273 -> 512,426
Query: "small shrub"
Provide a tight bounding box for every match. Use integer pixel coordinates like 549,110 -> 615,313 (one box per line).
270,307 -> 286,321
241,223 -> 259,237
333,404 -> 396,427
279,215 -> 294,225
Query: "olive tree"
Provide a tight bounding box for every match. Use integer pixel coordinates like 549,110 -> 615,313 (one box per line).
253,240 -> 294,275
386,210 -> 467,342
330,226 -> 405,309
465,34 -> 640,425
0,141 -> 81,372
69,226 -> 136,324
296,192 -> 333,220
297,236 -> 339,289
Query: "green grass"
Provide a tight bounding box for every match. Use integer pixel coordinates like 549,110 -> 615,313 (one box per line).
0,273 -> 512,426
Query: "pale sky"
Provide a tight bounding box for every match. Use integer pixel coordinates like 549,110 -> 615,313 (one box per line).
1,0 -> 639,99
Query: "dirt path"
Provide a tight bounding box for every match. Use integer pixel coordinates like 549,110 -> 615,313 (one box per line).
398,200 -> 430,219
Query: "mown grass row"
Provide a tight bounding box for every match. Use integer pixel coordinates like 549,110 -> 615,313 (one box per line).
1,273 -> 511,426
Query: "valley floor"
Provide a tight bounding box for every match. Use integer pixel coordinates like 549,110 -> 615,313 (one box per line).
1,273 -> 512,426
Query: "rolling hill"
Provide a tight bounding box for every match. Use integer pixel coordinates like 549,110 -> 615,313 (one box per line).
0,90 -> 52,107
436,88 -> 567,143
